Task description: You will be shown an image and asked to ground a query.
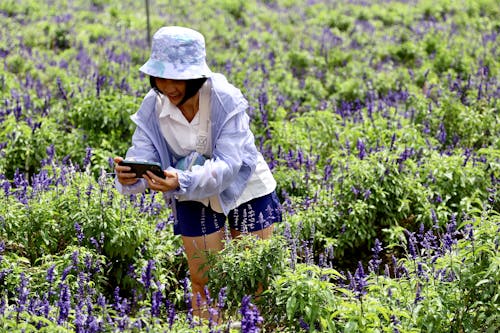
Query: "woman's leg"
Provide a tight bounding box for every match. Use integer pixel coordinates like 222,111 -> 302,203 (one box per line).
182,227 -> 225,319
228,192 -> 282,299
230,224 -> 274,239
230,224 -> 274,300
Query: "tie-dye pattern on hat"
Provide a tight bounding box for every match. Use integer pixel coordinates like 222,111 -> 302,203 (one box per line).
140,26 -> 213,80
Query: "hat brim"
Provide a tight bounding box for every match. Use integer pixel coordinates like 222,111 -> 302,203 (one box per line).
139,58 -> 213,80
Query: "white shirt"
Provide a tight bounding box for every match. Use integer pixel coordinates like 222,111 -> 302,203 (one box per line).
156,83 -> 276,213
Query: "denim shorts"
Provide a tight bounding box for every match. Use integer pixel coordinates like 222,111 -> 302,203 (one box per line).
173,191 -> 282,237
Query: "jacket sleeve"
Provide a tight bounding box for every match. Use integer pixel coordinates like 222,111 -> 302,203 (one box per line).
115,126 -> 161,195
170,101 -> 257,200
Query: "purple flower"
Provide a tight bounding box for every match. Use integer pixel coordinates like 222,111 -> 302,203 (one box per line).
83,147 -> 92,169
113,287 -> 130,315
1,180 -> 10,196
46,264 -> 56,284
151,289 -> 163,317
357,138 -> 366,159
72,250 -> 80,267
45,144 -> 55,165
405,230 -> 418,260
85,183 -> 94,197
463,223 -> 474,242
437,123 -> 447,145
390,314 -> 400,326
61,265 -> 73,282
462,148 -> 472,166
396,148 -> 414,171
442,214 -> 458,252
140,260 -> 156,291
421,229 -> 438,256
74,222 -> 84,245
57,283 -> 71,324
299,317 -> 310,331
240,295 -> 263,333
217,287 -> 227,310
181,277 -> 194,326
353,262 -> 368,299
363,189 -> 371,200
155,220 -> 166,232
351,186 -> 360,197
0,295 -> 5,315
16,273 -> 30,315
414,282 -> 424,304
430,208 -> 438,224
368,238 -> 383,273
434,194 -> 443,204
417,262 -> 428,281
41,295 -> 51,319
384,264 -> 391,278
162,299 -> 175,328
57,77 -> 68,102
391,255 -> 399,278
390,133 -> 397,151
74,303 -> 86,333
87,316 -> 101,333
96,294 -> 106,308
89,237 -> 101,253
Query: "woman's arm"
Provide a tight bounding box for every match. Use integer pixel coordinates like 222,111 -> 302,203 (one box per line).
114,126 -> 161,195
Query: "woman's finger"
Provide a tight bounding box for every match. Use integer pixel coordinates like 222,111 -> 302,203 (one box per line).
118,171 -> 137,179
144,173 -> 159,189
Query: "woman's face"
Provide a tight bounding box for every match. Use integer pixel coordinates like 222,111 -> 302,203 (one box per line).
155,78 -> 186,106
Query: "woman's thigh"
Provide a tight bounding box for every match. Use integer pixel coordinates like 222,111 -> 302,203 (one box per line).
230,224 -> 274,239
181,227 -> 225,283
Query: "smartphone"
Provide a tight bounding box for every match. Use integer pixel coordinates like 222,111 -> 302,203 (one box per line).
118,160 -> 165,179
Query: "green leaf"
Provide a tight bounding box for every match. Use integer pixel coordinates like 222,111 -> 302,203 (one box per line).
475,279 -> 491,287
286,296 -> 297,320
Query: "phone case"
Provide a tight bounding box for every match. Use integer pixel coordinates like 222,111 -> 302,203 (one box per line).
118,160 -> 165,179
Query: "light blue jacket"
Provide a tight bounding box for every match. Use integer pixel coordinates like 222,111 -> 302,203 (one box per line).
116,73 -> 259,215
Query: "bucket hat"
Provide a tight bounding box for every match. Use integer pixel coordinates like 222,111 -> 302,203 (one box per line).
139,26 -> 212,80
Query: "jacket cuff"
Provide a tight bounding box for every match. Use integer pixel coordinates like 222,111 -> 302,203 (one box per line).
170,168 -> 191,196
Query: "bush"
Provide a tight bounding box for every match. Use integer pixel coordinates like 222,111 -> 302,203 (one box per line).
206,235 -> 288,309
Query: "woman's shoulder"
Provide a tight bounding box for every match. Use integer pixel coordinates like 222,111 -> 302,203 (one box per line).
141,89 -> 158,105
131,89 -> 158,124
210,73 -> 247,108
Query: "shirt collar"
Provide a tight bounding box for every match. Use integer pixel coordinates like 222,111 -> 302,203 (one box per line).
158,95 -> 200,125
159,96 -> 177,118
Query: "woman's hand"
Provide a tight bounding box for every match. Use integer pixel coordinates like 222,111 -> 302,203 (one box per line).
144,170 -> 179,192
114,156 -> 139,185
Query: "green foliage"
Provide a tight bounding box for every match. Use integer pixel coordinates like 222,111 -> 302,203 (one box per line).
266,263 -> 343,331
0,163 -> 183,295
381,210 -> 500,332
64,93 -> 138,173
0,0 -> 499,331
35,245 -> 109,297
205,235 -> 288,308
414,93 -> 500,149
285,146 -> 495,258
0,115 -> 81,179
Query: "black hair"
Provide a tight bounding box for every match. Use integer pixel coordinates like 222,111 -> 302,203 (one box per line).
150,76 -> 208,107
150,75 -> 162,95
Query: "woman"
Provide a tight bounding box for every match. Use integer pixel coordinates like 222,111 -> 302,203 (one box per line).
114,26 -> 282,317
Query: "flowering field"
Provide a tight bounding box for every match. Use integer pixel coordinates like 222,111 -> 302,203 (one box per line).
1,0 -> 499,332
